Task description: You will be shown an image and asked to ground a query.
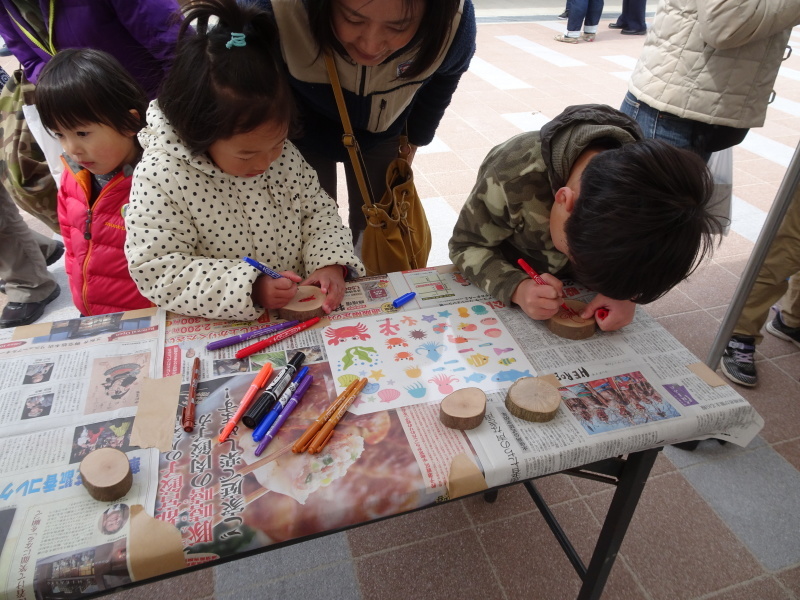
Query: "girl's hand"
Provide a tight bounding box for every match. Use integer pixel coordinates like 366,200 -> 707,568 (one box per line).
511,273 -> 564,320
301,265 -> 346,313
581,295 -> 636,331
252,271 -> 302,310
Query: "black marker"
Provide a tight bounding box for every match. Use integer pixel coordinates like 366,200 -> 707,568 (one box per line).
242,352 -> 305,428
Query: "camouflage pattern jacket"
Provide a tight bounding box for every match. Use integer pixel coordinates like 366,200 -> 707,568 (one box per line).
448,105 -> 642,305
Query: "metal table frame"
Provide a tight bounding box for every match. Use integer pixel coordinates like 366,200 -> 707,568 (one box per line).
485,447 -> 661,600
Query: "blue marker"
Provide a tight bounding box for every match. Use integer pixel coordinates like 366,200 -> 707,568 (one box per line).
392,292 -> 416,308
252,367 -> 309,441
242,256 -> 282,279
254,374 -> 313,456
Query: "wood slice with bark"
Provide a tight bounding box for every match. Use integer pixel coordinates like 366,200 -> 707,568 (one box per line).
277,286 -> 327,321
505,376 -> 562,422
547,299 -> 595,340
439,387 -> 486,430
80,447 -> 133,501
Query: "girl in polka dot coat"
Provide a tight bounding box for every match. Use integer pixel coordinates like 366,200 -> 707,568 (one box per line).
124,0 -> 364,322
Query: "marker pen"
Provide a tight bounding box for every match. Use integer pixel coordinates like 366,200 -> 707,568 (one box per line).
242,352 -> 305,428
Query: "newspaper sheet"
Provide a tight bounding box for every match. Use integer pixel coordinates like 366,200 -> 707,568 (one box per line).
0,310 -> 165,600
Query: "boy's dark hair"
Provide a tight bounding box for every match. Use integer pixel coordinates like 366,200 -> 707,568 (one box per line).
160,0 -> 294,155
307,0 -> 461,79
36,48 -> 147,135
565,139 -> 722,304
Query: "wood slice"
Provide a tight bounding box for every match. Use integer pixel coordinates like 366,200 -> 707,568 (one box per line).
447,453 -> 488,499
439,387 -> 486,430
80,448 -> 133,501
547,299 -> 595,340
505,376 -> 562,422
277,286 -> 327,321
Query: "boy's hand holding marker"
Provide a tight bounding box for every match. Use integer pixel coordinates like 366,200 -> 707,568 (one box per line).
511,273 -> 565,321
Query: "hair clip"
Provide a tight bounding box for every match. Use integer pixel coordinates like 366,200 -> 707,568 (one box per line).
226,32 -> 246,49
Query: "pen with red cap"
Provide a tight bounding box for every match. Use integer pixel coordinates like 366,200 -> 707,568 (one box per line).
516,258 -> 579,317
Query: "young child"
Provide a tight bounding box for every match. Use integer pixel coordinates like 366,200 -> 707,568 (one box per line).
123,0 -> 364,322
35,48 -> 152,316
449,104 -> 722,331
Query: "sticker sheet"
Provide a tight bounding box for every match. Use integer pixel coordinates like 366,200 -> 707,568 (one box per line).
322,305 -> 537,415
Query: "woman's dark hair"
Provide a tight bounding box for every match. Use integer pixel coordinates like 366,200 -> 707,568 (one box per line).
565,139 -> 723,304
36,48 -> 147,134
159,0 -> 294,155
307,0 -> 461,79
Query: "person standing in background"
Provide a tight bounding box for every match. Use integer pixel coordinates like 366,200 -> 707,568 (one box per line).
554,0 -> 603,43
607,0 -> 647,35
258,0 -> 476,253
620,0 -> 800,161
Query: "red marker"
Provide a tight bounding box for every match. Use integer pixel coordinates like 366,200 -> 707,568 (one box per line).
235,316 -> 321,359
516,258 -> 579,317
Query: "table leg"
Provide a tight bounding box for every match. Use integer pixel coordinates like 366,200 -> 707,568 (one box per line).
576,447 -> 659,600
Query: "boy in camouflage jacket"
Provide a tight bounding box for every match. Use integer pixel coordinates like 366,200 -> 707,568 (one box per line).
449,104 -> 721,331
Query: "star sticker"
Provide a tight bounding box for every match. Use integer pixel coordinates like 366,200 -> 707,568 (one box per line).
421,314 -> 436,322
359,370 -> 368,377
438,310 -> 452,318
386,379 -> 395,386
370,370 -> 385,381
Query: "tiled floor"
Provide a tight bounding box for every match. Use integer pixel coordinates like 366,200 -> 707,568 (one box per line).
7,3 -> 800,600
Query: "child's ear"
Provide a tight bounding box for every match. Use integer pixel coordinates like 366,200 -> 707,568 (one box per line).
554,186 -> 577,213
125,109 -> 141,137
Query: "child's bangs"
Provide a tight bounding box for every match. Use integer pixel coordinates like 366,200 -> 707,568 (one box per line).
40,88 -> 114,133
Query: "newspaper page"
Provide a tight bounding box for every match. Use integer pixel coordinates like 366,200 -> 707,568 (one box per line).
0,309 -> 166,600
148,269 -> 763,565
462,280 -> 764,487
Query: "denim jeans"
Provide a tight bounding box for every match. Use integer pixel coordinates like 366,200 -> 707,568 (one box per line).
567,0 -> 604,32
619,92 -> 712,162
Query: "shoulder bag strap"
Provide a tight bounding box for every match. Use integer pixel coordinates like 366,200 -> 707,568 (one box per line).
323,51 -> 374,209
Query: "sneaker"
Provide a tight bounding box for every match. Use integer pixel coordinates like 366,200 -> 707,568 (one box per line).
582,33 -> 596,42
766,310 -> 800,348
719,335 -> 757,387
558,10 -> 569,19
554,34 -> 580,44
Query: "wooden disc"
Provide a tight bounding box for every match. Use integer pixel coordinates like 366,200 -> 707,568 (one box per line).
505,376 -> 562,422
80,448 -> 133,501
439,387 -> 486,430
547,299 -> 595,340
277,285 -> 327,321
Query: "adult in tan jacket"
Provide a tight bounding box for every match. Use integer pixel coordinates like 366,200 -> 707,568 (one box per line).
620,0 -> 800,161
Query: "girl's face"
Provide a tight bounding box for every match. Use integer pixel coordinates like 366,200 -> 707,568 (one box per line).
51,121 -> 138,176
331,0 -> 423,66
207,120 -> 288,178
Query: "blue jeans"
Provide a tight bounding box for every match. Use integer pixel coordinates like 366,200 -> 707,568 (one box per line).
619,92 -> 712,162
567,0 -> 604,32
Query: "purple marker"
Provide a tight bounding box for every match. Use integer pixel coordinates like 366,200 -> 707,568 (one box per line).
205,320 -> 299,351
254,374 -> 313,456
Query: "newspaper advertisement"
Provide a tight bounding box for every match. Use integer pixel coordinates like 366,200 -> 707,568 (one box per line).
0,309 -> 165,599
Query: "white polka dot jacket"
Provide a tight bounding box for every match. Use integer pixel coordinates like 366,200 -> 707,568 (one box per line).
124,102 -> 365,321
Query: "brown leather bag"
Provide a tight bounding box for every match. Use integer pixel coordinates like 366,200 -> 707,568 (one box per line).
325,53 -> 431,276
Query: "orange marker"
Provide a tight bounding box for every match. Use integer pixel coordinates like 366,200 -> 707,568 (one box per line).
218,361 -> 274,442
291,378 -> 359,453
308,377 -> 368,454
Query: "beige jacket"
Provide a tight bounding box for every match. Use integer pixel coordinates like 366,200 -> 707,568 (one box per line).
629,0 -> 800,128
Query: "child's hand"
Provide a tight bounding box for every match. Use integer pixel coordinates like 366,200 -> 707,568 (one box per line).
511,274 -> 564,320
301,265 -> 346,313
252,271 -> 302,310
581,295 -> 636,331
